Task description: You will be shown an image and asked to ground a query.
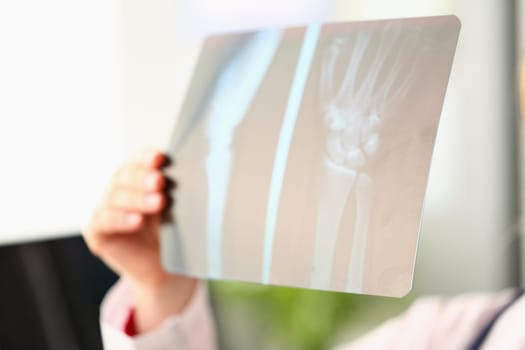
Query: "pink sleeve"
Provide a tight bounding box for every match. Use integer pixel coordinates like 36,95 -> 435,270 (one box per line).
335,290 -> 514,350
100,279 -> 217,350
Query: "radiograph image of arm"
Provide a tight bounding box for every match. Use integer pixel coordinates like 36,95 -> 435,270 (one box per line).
162,17 -> 460,296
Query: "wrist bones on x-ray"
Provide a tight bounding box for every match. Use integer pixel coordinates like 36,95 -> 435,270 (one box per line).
311,26 -> 424,291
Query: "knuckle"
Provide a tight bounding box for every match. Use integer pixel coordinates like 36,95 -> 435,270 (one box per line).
128,192 -> 140,209
116,164 -> 148,190
111,189 -> 127,207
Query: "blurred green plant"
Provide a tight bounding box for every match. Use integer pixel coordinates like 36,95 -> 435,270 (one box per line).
210,281 -> 406,350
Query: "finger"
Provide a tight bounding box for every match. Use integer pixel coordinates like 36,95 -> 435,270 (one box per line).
114,165 -> 165,192
90,208 -> 144,235
109,188 -> 166,213
84,209 -> 144,257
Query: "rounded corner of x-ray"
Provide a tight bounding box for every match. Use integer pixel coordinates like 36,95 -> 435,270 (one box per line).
388,276 -> 414,299
443,14 -> 462,30
397,283 -> 414,299
161,16 -> 461,297
434,15 -> 462,40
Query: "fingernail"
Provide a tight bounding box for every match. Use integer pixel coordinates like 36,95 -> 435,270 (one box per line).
145,194 -> 162,208
125,213 -> 141,225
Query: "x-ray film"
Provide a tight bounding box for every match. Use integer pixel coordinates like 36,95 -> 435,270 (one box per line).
161,16 -> 460,297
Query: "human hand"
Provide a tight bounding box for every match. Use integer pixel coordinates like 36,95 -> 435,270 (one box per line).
83,150 -> 197,332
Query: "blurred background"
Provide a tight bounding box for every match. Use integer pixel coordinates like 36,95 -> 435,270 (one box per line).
0,0 -> 522,349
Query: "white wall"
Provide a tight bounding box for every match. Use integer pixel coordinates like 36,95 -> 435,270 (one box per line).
414,1 -> 520,294
0,1 -> 124,243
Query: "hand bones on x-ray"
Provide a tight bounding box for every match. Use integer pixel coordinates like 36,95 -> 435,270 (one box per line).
311,25 -> 424,292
